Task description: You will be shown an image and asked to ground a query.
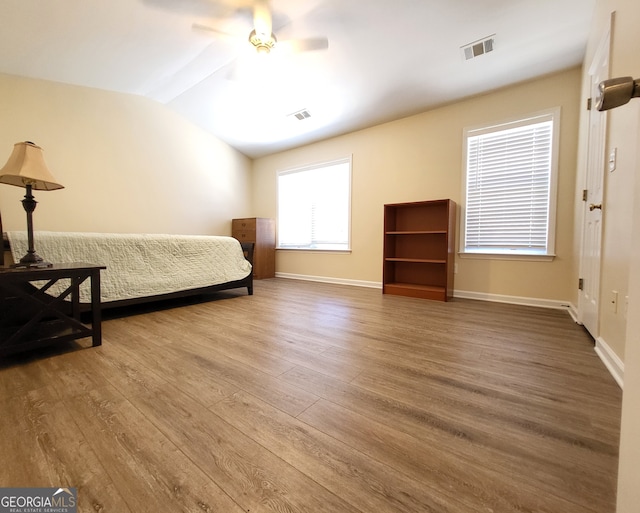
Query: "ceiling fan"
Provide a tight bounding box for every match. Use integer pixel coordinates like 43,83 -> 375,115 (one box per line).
193,0 -> 329,57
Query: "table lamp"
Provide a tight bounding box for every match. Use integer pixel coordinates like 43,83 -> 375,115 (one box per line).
0,141 -> 64,267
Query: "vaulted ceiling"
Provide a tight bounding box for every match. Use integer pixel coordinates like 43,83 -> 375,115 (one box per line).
0,0 -> 594,157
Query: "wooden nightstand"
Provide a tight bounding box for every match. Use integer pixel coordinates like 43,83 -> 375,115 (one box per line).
0,263 -> 105,357
232,218 -> 275,279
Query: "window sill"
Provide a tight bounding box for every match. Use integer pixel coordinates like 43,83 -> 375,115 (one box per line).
277,247 -> 352,254
459,251 -> 555,262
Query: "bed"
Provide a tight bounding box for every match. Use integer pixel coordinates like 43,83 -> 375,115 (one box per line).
1,217 -> 253,311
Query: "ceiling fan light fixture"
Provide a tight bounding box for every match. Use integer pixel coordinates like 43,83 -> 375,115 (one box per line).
249,29 -> 277,54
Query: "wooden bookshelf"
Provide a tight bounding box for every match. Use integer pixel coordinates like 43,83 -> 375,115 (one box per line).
383,199 -> 456,301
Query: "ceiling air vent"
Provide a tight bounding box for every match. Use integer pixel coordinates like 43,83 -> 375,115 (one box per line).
461,35 -> 495,60
289,109 -> 311,121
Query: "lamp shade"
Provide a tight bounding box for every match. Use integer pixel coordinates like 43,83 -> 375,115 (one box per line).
0,141 -> 64,191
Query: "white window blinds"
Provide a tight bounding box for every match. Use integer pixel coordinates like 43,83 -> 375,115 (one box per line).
278,158 -> 351,250
463,111 -> 558,256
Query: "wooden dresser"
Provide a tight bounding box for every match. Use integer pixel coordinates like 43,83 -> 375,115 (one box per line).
232,218 -> 276,279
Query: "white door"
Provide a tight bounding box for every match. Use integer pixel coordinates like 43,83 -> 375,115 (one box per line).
578,29 -> 609,337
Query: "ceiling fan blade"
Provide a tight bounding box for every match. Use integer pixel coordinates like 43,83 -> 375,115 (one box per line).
253,0 -> 272,36
143,0 -> 235,17
192,22 -> 238,39
279,37 -> 329,53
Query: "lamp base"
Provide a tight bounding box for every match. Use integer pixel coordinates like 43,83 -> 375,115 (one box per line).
12,261 -> 53,269
12,184 -> 53,268
12,251 -> 52,269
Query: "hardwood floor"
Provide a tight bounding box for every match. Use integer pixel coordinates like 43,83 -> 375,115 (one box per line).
0,278 -> 622,513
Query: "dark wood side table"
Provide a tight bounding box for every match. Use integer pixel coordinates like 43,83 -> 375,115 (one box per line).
0,263 -> 105,357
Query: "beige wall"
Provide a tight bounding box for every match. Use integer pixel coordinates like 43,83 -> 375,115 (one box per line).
617,103 -> 640,512
253,68 -> 582,302
0,73 -> 252,236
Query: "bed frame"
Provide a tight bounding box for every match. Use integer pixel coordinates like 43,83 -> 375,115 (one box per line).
88,241 -> 254,312
1,214 -> 254,311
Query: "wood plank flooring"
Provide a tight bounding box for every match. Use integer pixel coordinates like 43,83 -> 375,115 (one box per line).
0,278 -> 622,513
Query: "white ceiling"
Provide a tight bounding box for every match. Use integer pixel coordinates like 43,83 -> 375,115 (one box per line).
0,0 -> 594,158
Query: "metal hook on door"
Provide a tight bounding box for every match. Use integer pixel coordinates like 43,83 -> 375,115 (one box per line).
589,203 -> 603,211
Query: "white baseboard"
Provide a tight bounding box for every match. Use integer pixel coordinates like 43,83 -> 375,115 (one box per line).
594,337 -> 624,388
567,302 -> 580,323
274,275 -> 571,310
453,289 -> 571,311
275,272 -> 382,289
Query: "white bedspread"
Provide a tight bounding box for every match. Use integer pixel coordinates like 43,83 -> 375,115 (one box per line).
7,231 -> 252,303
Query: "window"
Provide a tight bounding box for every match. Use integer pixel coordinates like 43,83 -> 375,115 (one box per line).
461,108 -> 560,258
277,157 -> 351,251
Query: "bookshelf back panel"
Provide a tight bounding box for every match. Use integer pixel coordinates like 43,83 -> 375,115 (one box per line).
392,261 -> 447,287
386,233 -> 448,261
386,203 -> 449,232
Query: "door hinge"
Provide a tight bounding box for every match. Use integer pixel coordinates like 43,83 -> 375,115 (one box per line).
582,189 -> 588,201
587,97 -> 592,110
578,278 -> 584,290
